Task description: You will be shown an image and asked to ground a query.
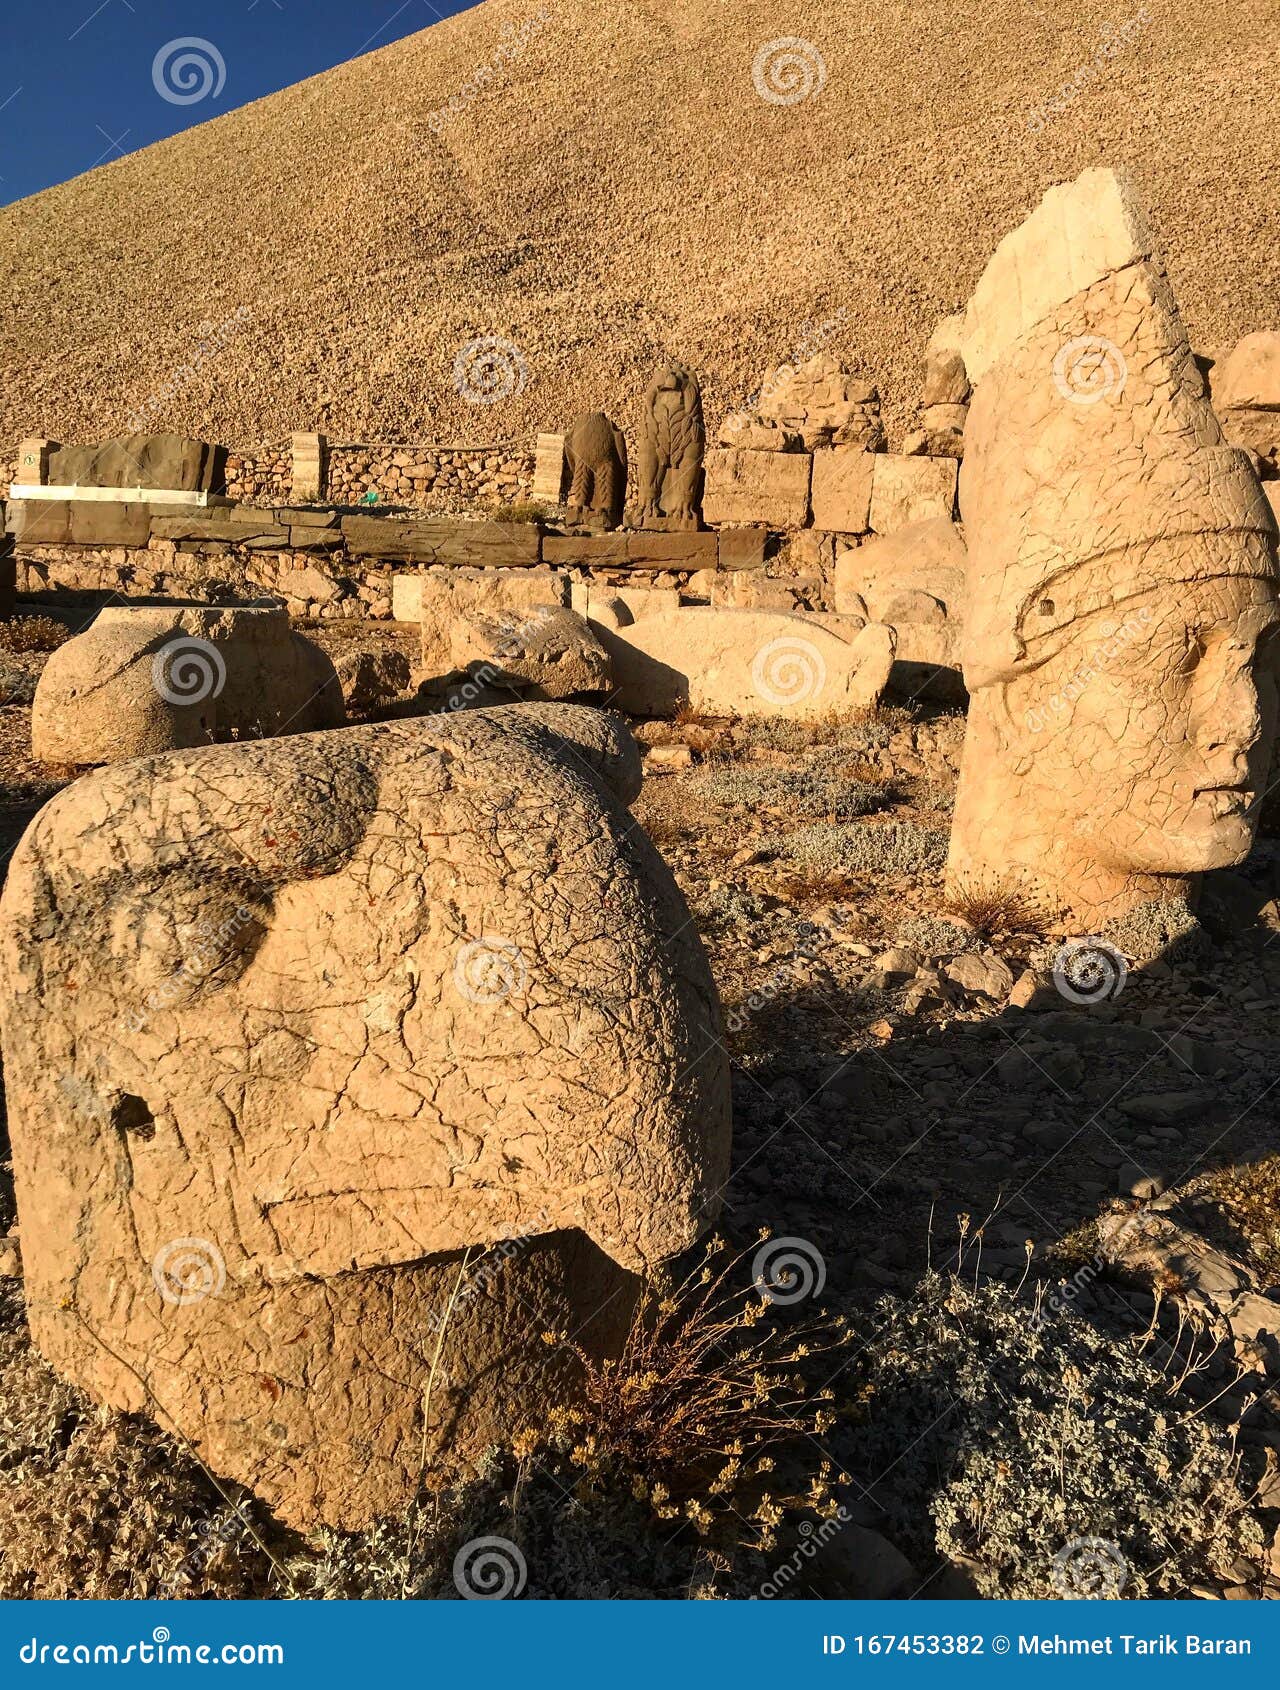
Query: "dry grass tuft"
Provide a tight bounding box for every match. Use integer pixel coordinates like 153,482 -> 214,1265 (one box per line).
543,1234 -> 854,1551
944,876 -> 1048,939
0,616 -> 69,654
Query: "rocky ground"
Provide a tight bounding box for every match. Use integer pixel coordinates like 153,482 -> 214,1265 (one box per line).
0,613 -> 1277,1599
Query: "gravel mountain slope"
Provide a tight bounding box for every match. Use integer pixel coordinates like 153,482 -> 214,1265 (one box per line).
1,0 -> 1276,451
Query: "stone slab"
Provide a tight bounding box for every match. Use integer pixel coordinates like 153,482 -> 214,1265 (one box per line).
810,448 -> 875,534
342,516 -> 542,568
702,448 -> 812,529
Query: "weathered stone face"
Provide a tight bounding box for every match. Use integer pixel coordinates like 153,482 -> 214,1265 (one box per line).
946,168 -> 1280,925
30,605 -> 344,765
0,705 -> 730,1528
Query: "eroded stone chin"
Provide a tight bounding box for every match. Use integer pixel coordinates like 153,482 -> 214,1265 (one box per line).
0,703 -> 732,1530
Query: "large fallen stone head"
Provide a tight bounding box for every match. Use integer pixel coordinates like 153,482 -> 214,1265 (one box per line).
946,168 -> 1280,925
0,704 -> 731,1528
31,604 -> 344,765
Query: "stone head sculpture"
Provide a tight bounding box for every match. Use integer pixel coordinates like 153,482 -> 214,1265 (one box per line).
635,361 -> 705,530
946,169 -> 1280,927
0,705 -> 731,1529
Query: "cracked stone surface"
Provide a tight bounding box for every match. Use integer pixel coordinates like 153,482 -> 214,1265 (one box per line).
0,702 -> 730,1529
31,605 -> 344,766
946,168 -> 1280,926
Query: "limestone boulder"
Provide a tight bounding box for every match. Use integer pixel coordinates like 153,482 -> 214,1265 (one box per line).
834,517 -> 968,622
419,566 -> 571,674
449,604 -> 613,699
1211,331 -> 1280,470
1212,331 -> 1280,412
333,646 -> 411,711
0,704 -> 730,1529
600,607 -> 894,718
30,605 -> 344,766
702,448 -> 812,528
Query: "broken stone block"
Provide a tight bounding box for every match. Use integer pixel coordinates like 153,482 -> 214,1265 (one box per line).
333,647 -> 411,711
868,455 -> 958,533
599,607 -> 894,719
391,570 -> 422,623
0,704 -> 731,1530
716,414 -> 802,452
702,448 -> 812,528
449,604 -> 612,699
420,567 -> 571,672
809,448 -> 875,534
833,517 -> 968,623
31,605 -> 344,765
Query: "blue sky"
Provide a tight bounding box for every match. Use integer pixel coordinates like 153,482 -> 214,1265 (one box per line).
1,0 -> 478,205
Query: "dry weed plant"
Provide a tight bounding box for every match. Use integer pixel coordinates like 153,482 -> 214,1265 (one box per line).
0,615 -> 69,654
944,876 -> 1048,939
539,1234 -> 854,1553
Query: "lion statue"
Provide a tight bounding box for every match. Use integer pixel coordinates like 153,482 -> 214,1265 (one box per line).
564,410 -> 628,529
634,362 -> 705,530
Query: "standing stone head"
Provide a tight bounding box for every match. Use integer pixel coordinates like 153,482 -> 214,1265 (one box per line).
946,169 -> 1280,927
